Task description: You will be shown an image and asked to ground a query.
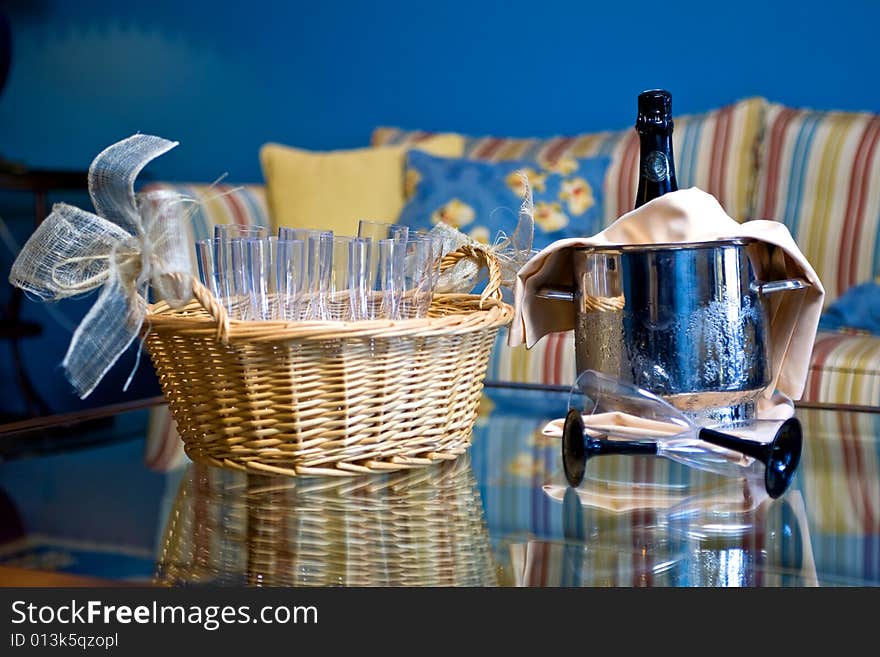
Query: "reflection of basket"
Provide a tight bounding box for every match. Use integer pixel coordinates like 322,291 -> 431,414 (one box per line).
155,455 -> 497,586
144,246 -> 513,476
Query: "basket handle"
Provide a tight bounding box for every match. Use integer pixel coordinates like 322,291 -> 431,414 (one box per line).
439,243 -> 504,306
184,275 -> 232,343
156,272 -> 232,342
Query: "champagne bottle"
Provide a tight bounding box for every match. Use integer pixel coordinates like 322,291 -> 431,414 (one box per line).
634,89 -> 678,208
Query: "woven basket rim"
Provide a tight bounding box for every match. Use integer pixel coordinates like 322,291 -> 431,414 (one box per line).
145,292 -> 513,342
145,243 -> 514,343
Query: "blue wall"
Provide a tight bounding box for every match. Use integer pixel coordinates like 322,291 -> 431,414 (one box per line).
0,0 -> 877,414
1,0 -> 878,183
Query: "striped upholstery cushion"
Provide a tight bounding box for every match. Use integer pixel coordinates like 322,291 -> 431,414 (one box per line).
803,331 -> 880,406
144,405 -> 187,472
140,183 -> 271,240
486,328 -> 880,407
486,330 -> 576,387
373,97 -> 766,226
755,104 -> 880,305
796,406 -> 880,582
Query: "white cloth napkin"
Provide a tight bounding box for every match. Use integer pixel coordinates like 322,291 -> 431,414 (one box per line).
510,188 -> 825,416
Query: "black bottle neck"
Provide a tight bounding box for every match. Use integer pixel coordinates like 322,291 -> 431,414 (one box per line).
634,122 -> 677,208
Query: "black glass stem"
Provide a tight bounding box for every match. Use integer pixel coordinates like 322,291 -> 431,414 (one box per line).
564,408 -> 804,499
562,408 -> 658,487
634,89 -> 678,208
697,417 -> 803,499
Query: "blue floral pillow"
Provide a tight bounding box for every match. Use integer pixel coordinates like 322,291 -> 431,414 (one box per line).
396,149 -> 611,250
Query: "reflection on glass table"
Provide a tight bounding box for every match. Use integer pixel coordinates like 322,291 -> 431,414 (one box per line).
157,456 -> 496,586
508,475 -> 817,587
0,385 -> 877,587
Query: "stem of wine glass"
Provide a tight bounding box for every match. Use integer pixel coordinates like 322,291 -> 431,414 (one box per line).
697,418 -> 803,499
562,409 -> 658,487
564,409 -> 804,499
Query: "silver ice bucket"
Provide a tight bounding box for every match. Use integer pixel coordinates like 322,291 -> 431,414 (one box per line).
538,239 -> 808,422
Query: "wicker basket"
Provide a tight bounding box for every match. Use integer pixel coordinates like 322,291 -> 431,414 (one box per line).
143,245 -> 513,477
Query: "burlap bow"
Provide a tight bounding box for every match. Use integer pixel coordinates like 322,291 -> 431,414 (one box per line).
9,134 -> 194,398
434,172 -> 536,295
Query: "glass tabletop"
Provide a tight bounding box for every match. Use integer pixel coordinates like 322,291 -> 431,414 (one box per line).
0,385 -> 877,587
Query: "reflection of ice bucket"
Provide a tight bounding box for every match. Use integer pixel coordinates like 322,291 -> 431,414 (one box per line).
519,477 -> 816,586
538,239 -> 809,422
155,455 -> 496,586
667,488 -> 814,587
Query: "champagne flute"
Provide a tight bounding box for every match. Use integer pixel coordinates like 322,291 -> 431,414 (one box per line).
563,370 -> 803,499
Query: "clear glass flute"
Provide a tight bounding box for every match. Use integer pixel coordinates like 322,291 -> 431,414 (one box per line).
279,228 -> 333,320
275,238 -> 306,321
195,237 -> 248,317
399,236 -> 436,319
329,236 -> 371,321
358,221 -> 408,309
226,237 -> 251,319
245,237 -> 306,320
563,370 -> 803,499
213,225 -> 267,297
357,219 -> 408,243
365,238 -> 405,320
245,238 -> 270,320
195,238 -> 223,300
214,224 -> 268,240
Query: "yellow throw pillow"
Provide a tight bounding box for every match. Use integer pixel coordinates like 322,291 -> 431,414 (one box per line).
260,134 -> 464,235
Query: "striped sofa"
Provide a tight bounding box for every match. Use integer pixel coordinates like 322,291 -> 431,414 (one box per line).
372,97 -> 880,408
142,97 -> 880,470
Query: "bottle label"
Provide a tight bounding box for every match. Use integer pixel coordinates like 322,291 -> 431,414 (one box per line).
642,151 -> 669,182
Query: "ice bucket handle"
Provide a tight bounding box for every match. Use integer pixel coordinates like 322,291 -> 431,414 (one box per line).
538,278 -> 809,302
536,286 -> 575,302
536,285 -> 625,312
750,278 -> 810,296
